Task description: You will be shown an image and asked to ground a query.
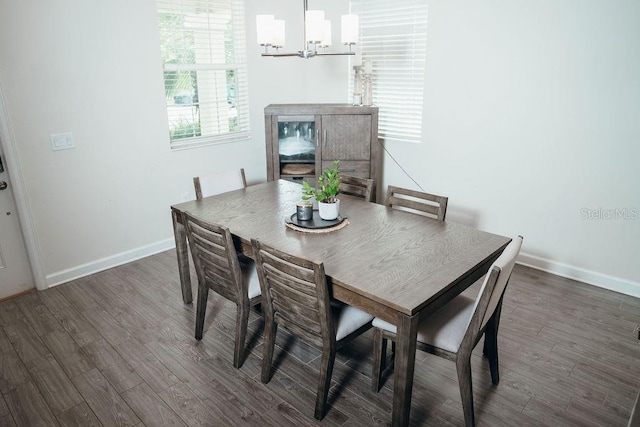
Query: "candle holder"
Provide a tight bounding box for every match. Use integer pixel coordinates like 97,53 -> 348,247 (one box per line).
352,65 -> 363,106
362,74 -> 373,106
296,201 -> 313,221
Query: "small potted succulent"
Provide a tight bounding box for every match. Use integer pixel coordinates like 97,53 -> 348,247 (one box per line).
302,160 -> 341,220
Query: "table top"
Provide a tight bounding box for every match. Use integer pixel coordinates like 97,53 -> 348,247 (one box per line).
172,180 -> 511,318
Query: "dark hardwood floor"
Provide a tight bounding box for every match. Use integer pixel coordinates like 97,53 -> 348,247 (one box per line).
1,249 -> 638,426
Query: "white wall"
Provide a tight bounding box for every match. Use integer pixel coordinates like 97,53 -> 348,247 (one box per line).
382,0 -> 640,295
0,0 -> 350,287
0,0 -> 638,296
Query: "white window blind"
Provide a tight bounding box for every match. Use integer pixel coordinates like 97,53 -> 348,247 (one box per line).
156,0 -> 250,149
350,1 -> 428,144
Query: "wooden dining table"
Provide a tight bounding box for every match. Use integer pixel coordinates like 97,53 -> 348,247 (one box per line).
170,179 -> 511,426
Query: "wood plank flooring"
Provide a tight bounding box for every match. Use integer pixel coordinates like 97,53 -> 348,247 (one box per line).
0,250 -> 638,426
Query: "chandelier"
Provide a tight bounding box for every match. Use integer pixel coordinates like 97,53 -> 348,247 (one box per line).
256,0 -> 358,59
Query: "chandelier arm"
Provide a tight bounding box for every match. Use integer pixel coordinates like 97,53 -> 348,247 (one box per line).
314,52 -> 355,56
262,52 -> 307,57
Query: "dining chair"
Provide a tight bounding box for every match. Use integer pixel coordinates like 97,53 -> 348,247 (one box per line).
183,212 -> 261,369
371,236 -> 523,427
193,168 -> 247,200
629,390 -> 640,427
385,185 -> 448,221
251,239 -> 374,420
193,167 -> 250,264
339,174 -> 375,202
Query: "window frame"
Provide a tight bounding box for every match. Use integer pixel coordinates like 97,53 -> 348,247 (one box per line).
156,0 -> 250,150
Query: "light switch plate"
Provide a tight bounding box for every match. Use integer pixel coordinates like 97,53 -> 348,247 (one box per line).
50,133 -> 75,151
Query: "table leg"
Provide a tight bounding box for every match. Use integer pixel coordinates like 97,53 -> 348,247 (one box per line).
392,313 -> 419,427
172,209 -> 192,304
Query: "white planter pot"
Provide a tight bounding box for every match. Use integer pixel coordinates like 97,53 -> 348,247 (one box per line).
318,200 -> 340,220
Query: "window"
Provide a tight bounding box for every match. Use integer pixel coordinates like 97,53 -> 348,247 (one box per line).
350,0 -> 428,144
156,0 -> 250,149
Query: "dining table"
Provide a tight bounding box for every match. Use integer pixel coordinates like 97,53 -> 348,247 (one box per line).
170,179 -> 511,426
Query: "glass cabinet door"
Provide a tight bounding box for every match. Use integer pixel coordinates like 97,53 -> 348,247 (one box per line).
277,117 -> 317,181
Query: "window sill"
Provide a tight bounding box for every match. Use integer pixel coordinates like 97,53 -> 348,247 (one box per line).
170,131 -> 251,151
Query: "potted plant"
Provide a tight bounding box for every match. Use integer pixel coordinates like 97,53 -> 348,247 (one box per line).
302,160 -> 341,220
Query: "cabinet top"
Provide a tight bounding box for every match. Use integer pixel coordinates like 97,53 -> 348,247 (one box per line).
265,103 -> 378,115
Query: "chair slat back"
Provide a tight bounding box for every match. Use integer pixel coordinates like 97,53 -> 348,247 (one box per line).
194,168 -> 247,200
339,175 -> 375,202
184,213 -> 243,302
385,185 -> 448,221
252,239 -> 332,349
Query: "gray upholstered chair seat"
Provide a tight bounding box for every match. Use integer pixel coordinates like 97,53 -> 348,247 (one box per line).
240,259 -> 261,300
372,294 -> 475,353
332,302 -> 375,341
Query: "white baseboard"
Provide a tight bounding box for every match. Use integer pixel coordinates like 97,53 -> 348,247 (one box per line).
46,239 -> 175,288
45,241 -> 640,300
518,252 -> 640,299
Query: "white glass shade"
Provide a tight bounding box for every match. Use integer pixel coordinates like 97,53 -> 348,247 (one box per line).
272,19 -> 285,48
320,20 -> 332,47
341,14 -> 359,44
256,15 -> 275,45
305,10 -> 325,43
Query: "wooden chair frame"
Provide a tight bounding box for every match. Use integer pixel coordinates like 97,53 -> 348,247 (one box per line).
339,175 -> 375,202
183,212 -> 260,368
252,239 -> 372,420
385,185 -> 448,221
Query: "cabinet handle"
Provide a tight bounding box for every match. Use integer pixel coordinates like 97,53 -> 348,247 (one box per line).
316,129 -> 319,147
341,168 -> 356,173
323,129 -> 328,147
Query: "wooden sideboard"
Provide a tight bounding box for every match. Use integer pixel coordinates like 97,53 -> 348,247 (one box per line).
264,103 -> 379,200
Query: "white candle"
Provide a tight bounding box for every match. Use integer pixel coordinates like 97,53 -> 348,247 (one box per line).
364,59 -> 372,75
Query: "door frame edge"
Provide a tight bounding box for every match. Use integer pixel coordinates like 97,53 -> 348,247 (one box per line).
0,81 -> 47,291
